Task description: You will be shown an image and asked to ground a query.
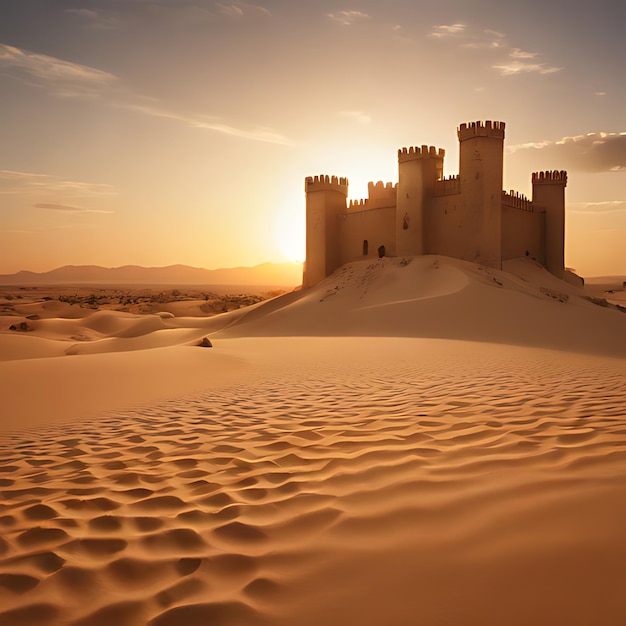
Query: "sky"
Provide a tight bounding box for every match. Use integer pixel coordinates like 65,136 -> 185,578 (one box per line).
0,0 -> 624,277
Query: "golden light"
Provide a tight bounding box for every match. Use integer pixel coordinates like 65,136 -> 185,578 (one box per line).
274,190 -> 306,263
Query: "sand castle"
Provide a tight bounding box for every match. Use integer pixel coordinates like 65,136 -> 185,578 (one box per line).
304,121 -> 577,288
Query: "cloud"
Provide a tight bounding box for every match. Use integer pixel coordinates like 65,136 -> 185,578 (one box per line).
340,110 -> 372,125
508,132 -> 626,173
484,29 -> 506,39
33,203 -> 114,213
493,59 -> 562,76
0,170 -> 118,196
328,11 -> 370,26
429,23 -> 466,38
595,91 -> 607,96
65,8 -> 121,29
494,46 -> 561,75
509,48 -> 538,59
0,43 -> 117,96
119,103 -> 293,145
568,201 -> 626,214
427,25 -> 561,76
217,2 -> 271,18
0,43 -> 290,145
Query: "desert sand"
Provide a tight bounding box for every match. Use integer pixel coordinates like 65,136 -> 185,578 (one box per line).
1,256 -> 625,625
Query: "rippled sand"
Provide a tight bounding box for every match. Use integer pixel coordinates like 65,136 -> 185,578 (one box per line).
1,338 -> 625,625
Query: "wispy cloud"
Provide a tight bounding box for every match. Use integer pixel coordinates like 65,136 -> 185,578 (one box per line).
493,59 -> 562,76
0,170 -> 118,196
119,103 -> 293,145
340,110 -> 372,125
33,202 -> 114,214
508,132 -> 626,172
493,46 -> 561,76
568,200 -> 626,214
65,8 -> 121,29
217,2 -> 271,18
0,43 -> 117,96
328,11 -> 370,26
429,23 -> 466,38
428,25 -> 562,76
510,48 -> 538,59
0,42 -> 291,145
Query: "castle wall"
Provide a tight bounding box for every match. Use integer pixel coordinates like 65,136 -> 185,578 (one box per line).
424,193 -> 464,257
501,202 -> 546,264
339,205 -> 396,265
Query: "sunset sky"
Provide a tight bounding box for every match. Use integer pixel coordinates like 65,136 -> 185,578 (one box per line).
1,0 -> 624,277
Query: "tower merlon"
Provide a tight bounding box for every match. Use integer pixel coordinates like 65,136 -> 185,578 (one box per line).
367,181 -> 397,193
532,170 -> 568,186
348,198 -> 368,209
502,189 -> 534,212
305,174 -> 349,194
398,146 -> 445,163
458,120 -> 505,142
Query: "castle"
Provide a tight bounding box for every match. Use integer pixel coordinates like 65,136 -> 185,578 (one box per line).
303,121 -> 576,288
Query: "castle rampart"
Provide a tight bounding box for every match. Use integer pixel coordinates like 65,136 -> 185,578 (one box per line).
304,121 -> 569,287
367,181 -> 397,208
348,198 -> 368,211
502,190 -> 534,212
433,175 -> 461,197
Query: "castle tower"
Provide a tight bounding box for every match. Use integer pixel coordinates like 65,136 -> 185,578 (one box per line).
303,175 -> 348,288
458,121 -> 505,268
396,146 -> 444,256
532,170 -> 567,278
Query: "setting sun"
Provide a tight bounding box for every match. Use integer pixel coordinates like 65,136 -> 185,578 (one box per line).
274,193 -> 306,264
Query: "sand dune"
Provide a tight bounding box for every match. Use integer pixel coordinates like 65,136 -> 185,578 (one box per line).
1,256 -> 625,625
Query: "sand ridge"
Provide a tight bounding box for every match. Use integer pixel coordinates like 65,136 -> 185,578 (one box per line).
1,339 -> 625,625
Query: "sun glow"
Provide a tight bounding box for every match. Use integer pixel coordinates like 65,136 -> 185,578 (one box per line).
274,195 -> 306,263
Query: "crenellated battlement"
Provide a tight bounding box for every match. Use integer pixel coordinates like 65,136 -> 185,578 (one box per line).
348,198 -> 369,211
367,181 -> 396,193
502,190 -> 535,212
366,180 -> 397,209
347,181 -> 399,212
532,170 -> 567,186
304,175 -> 348,188
458,120 -> 505,142
398,145 -> 445,163
433,175 -> 461,197
305,174 -> 349,194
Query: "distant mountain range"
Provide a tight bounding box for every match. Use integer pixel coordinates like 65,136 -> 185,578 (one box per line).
0,262 -> 303,286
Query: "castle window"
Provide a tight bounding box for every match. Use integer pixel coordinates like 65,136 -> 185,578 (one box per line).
378,245 -> 385,259
363,240 -> 369,256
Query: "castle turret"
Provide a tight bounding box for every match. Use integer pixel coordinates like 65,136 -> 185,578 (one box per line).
396,145 -> 444,256
532,170 -> 567,278
458,121 -> 505,268
303,175 -> 348,288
